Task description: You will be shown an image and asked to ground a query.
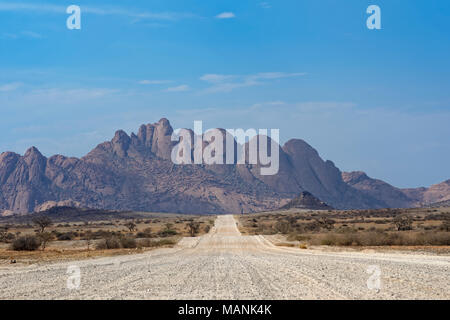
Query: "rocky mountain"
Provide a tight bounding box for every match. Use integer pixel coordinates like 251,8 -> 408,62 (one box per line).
343,172 -> 450,208
402,180 -> 450,205
280,191 -> 333,210
425,199 -> 450,208
342,171 -> 415,208
0,118 -> 448,215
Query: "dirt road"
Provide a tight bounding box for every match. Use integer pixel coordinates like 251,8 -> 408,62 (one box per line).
0,215 -> 448,299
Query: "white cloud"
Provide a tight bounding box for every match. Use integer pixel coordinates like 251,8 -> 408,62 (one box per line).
1,31 -> 43,40
259,2 -> 272,9
165,85 -> 190,92
22,88 -> 119,103
215,12 -> 236,19
0,3 -> 63,13
1,33 -> 18,39
0,2 -> 196,21
199,72 -> 306,93
139,80 -> 172,85
267,101 -> 285,106
21,31 -> 43,39
252,72 -> 306,80
199,74 -> 236,83
0,82 -> 22,92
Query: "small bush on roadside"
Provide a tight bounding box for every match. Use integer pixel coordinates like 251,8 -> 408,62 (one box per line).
287,234 -> 311,242
136,227 -> 152,238
11,235 -> 41,251
96,237 -> 121,249
158,229 -> 178,237
120,237 -> 137,248
138,238 -> 176,248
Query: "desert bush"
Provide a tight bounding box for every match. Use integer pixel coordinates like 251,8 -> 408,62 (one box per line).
96,237 -> 121,249
337,226 -> 358,234
0,227 -> 16,243
393,214 -> 413,231
186,221 -> 201,237
136,227 -> 152,238
274,221 -> 291,234
138,238 -> 176,248
301,221 -> 321,232
440,221 -> 450,232
287,233 -> 311,242
256,224 -> 276,235
317,217 -> 335,230
311,231 -> 450,246
120,237 -> 137,248
11,235 -> 41,251
319,235 -> 336,246
37,232 -> 54,250
158,229 -> 178,237
57,232 -> 76,241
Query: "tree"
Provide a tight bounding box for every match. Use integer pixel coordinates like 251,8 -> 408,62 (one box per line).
32,216 -> 53,233
37,232 -> 54,250
186,221 -> 200,237
393,214 -> 413,231
125,221 -> 137,233
85,231 -> 94,250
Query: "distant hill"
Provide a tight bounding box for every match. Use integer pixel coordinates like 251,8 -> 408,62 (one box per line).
424,199 -> 450,208
280,191 -> 333,210
342,171 -> 415,208
343,172 -> 450,209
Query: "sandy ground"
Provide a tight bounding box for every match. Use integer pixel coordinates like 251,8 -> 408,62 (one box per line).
0,215 -> 448,300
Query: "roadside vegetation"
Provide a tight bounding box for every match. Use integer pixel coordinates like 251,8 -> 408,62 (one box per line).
236,207 -> 450,249
0,210 -> 213,263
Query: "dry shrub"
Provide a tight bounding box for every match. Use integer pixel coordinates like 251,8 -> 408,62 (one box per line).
312,231 -> 450,246
138,238 -> 176,248
120,237 -> 137,248
96,237 -> 121,249
287,234 -> 311,242
274,221 -> 291,234
11,235 -> 41,251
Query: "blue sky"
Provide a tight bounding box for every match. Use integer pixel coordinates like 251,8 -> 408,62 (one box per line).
0,0 -> 449,188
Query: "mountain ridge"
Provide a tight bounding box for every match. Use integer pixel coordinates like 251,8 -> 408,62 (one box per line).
1,118 -> 448,215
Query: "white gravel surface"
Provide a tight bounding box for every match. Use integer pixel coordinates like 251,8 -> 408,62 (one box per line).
0,215 -> 448,300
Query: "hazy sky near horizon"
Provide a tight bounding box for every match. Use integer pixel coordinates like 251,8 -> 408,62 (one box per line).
0,0 -> 449,188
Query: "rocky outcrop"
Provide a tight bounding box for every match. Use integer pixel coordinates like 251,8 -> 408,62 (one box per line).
280,191 -> 333,210
0,118 -> 448,215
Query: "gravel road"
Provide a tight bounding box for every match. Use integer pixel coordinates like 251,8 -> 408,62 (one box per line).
0,215 -> 448,299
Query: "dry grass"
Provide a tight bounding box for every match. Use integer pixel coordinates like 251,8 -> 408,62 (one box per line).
236,206 -> 450,248
0,211 -> 214,264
